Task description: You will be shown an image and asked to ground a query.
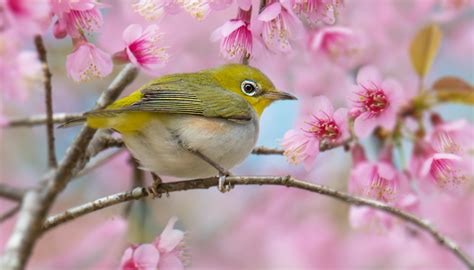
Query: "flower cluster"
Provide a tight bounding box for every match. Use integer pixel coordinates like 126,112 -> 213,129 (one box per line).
120,217 -> 187,270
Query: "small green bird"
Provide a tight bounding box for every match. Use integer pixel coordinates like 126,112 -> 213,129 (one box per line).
71,64 -> 296,192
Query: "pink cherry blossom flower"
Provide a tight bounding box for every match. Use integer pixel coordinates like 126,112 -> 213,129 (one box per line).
51,0 -> 105,38
132,0 -> 181,20
290,0 -> 343,25
114,24 -> 169,74
349,144 -> 400,203
348,144 -> 419,231
2,0 -> 51,36
281,129 -> 319,170
349,161 -> 400,203
310,26 -> 362,66
306,95 -> 349,145
350,65 -> 405,139
420,153 -> 471,190
120,217 -> 185,270
427,119 -> 474,155
281,96 -> 348,170
211,8 -> 253,59
410,142 -> 472,193
66,40 -> 113,82
257,0 -> 298,53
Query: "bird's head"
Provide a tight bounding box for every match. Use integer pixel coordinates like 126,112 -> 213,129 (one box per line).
208,64 -> 297,116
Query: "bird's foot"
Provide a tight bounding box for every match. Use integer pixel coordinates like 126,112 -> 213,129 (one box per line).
218,171 -> 233,193
147,173 -> 163,199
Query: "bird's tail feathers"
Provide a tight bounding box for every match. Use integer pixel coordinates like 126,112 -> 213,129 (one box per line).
58,116 -> 87,128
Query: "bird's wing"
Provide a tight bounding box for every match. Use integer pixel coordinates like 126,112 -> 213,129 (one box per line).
86,74 -> 253,121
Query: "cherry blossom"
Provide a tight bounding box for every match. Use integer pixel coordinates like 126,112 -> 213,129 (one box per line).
258,0 -> 298,53
120,217 -> 185,270
350,65 -> 405,139
113,24 -> 169,74
211,8 -> 253,59
66,39 -> 113,82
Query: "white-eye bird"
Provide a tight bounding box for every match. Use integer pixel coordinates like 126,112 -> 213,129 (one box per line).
67,64 -> 296,192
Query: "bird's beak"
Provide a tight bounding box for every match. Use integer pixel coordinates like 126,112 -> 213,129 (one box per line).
263,90 -> 298,100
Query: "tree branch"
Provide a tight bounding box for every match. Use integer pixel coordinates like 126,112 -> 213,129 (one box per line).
42,175 -> 474,269
34,35 -> 57,168
0,184 -> 26,202
3,113 -> 84,128
0,204 -> 21,223
0,64 -> 138,270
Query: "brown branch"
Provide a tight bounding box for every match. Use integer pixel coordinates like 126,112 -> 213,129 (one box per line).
251,146 -> 284,155
0,64 -> 138,270
42,175 -> 474,269
0,184 -> 26,202
4,113 -> 84,128
0,204 -> 21,223
34,35 -> 57,168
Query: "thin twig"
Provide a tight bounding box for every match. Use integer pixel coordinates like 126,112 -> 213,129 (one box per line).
0,184 -> 26,202
0,204 -> 21,223
0,65 -> 138,270
34,35 -> 57,168
251,146 -> 284,155
4,113 -> 84,128
42,175 -> 474,269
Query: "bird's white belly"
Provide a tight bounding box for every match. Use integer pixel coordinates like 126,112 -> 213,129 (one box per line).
122,114 -> 259,178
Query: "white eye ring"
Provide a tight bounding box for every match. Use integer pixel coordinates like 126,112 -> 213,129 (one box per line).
241,80 -> 258,96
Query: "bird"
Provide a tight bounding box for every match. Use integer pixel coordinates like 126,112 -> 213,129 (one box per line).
65,64 -> 296,193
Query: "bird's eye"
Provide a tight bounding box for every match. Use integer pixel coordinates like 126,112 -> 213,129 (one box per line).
241,80 -> 258,96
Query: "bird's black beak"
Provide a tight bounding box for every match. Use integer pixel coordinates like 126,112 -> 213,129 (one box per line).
263,91 -> 298,100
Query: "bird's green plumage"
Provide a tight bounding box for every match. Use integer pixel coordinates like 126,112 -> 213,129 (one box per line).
86,72 -> 253,122
84,64 -> 293,132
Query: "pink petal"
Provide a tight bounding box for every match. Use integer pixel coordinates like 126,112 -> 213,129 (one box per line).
333,107 -> 348,127
377,107 -> 397,131
302,138 -> 319,170
420,156 -> 435,178
133,244 -> 160,270
312,95 -> 334,118
353,113 -> 377,139
211,20 -> 245,41
376,162 -> 396,180
123,24 -> 143,45
66,45 -> 91,81
351,162 -> 375,188
258,2 -> 282,22
125,47 -> 139,67
237,0 -> 252,10
381,78 -> 404,108
119,247 -> 135,269
432,152 -> 463,161
310,31 -> 324,51
209,0 -> 233,10
91,46 -> 113,76
356,65 -> 382,86
158,217 -> 184,253
158,253 -> 185,270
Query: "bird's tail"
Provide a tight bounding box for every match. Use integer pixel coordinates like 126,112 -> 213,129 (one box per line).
58,116 -> 87,128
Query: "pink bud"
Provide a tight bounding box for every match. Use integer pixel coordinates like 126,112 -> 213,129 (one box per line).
53,20 -> 68,39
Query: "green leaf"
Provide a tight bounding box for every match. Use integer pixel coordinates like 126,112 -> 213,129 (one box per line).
409,24 -> 442,78
432,76 -> 474,105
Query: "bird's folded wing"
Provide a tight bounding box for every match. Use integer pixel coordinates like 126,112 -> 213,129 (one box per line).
85,76 -> 253,121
